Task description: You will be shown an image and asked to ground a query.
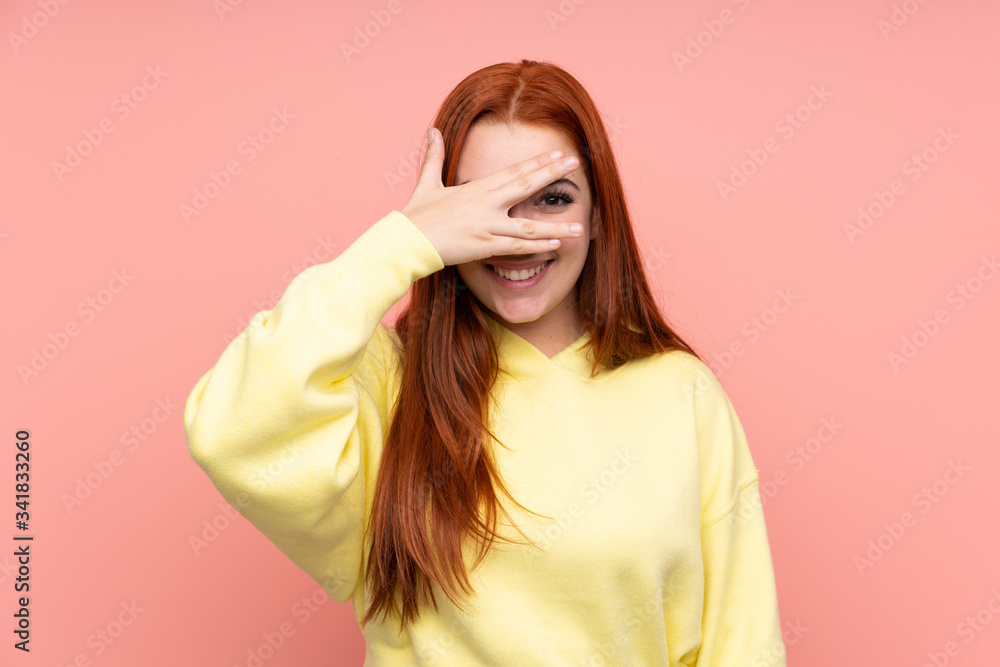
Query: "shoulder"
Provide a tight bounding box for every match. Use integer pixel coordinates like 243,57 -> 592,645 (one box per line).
628,348 -> 740,421
668,350 -> 725,398
632,347 -> 720,391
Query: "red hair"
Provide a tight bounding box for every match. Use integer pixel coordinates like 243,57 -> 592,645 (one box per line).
361,59 -> 702,630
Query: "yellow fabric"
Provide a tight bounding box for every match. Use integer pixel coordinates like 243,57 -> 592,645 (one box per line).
184,210 -> 785,666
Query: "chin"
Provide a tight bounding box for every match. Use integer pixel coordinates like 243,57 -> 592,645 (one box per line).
488,302 -> 548,325
457,266 -> 566,327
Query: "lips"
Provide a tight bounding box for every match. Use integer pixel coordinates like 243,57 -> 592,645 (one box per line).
485,258 -> 554,272
488,260 -> 552,281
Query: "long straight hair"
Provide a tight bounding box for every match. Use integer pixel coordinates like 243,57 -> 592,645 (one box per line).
361,59 -> 702,630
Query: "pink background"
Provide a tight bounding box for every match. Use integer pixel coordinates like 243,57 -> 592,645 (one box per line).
3,0 -> 999,665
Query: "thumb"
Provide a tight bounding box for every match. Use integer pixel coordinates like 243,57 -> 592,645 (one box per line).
415,127 -> 444,189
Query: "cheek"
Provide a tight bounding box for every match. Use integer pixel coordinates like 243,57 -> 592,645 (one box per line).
456,264 -> 489,293
559,236 -> 591,262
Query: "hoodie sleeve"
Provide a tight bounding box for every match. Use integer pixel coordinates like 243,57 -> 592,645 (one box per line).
689,360 -> 785,666
183,210 -> 444,603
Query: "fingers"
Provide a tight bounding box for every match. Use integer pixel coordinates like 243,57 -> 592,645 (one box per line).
482,150 -> 580,207
495,217 -> 584,249
415,127 -> 444,189
489,233 -> 571,256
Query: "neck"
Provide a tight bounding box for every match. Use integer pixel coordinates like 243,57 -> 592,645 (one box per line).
490,292 -> 586,359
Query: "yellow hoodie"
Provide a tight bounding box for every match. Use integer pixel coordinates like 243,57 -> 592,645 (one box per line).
184,210 -> 785,666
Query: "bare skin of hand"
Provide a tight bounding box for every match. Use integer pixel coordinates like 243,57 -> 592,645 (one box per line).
401,127 -> 584,267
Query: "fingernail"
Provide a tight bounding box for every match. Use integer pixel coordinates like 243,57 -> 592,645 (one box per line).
427,128 -> 434,144
549,150 -> 563,159
563,156 -> 578,168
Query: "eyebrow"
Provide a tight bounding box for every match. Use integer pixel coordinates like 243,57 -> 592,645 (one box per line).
456,177 -> 581,191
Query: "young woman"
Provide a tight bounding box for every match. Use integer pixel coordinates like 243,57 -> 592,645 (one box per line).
185,60 -> 784,665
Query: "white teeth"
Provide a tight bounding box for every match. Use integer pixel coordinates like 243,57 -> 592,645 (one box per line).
491,260 -> 549,281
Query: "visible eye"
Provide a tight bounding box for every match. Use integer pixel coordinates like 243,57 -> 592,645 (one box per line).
538,188 -> 576,208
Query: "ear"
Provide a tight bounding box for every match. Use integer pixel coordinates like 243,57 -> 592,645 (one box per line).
589,205 -> 601,240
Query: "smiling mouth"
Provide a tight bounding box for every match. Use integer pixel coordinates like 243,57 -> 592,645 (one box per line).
487,259 -> 552,282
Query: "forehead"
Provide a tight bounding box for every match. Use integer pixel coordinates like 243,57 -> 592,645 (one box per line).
455,121 -> 580,181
